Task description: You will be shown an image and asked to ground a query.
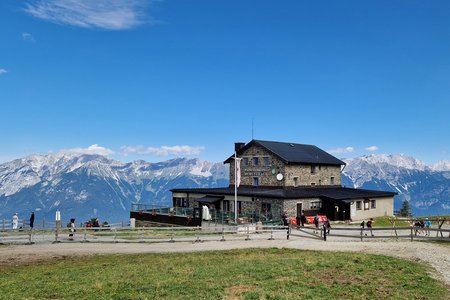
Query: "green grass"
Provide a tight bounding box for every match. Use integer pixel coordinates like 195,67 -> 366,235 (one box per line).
371,216 -> 410,228
0,249 -> 447,300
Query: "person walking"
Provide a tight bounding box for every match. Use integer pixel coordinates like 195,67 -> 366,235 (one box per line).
425,218 -> 431,236
323,219 -> 331,235
366,218 -> 374,236
68,218 -> 76,240
12,213 -> 19,229
29,212 -> 35,229
313,214 -> 320,233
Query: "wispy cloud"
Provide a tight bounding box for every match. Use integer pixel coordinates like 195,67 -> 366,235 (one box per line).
328,146 -> 354,154
22,32 -> 36,42
365,146 -> 379,152
0,69 -> 7,76
121,145 -> 205,156
61,144 -> 114,156
24,0 -> 152,30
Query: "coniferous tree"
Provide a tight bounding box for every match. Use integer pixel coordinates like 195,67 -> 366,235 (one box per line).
399,200 -> 412,217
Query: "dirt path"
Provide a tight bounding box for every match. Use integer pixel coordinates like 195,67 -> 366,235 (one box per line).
0,236 -> 449,287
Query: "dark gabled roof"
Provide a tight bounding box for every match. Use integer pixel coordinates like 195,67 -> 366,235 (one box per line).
224,140 -> 345,166
171,186 -> 396,201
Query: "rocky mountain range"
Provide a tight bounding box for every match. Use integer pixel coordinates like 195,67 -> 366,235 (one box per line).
0,152 -> 448,223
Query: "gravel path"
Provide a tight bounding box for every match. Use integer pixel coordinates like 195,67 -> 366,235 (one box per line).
0,232 -> 449,287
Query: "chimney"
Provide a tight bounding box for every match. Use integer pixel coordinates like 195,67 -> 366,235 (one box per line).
234,142 -> 245,152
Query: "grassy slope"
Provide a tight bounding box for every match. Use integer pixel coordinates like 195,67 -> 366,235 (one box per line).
0,248 -> 448,299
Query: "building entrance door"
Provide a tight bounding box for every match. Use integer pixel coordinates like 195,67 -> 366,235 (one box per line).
296,203 -> 303,217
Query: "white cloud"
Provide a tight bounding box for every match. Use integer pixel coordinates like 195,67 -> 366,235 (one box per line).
62,144 -> 114,156
365,146 -> 379,152
328,147 -> 354,154
24,0 -> 152,30
22,32 -> 36,42
0,69 -> 7,76
121,145 -> 205,156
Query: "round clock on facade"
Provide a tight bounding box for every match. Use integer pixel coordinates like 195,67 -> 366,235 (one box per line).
276,173 -> 284,181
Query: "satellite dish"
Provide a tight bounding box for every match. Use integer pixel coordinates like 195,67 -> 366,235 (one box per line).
276,173 -> 284,181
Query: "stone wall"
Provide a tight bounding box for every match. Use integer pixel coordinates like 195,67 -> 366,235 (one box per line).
284,165 -> 341,186
283,198 -> 322,218
228,144 -> 343,187
229,144 -> 285,186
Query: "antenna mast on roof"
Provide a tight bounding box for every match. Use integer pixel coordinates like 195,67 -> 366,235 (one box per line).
252,118 -> 254,140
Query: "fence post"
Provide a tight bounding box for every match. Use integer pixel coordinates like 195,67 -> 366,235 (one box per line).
28,228 -> 33,244
54,227 -> 59,243
114,228 -> 118,243
360,227 -> 363,241
268,228 -> 274,240
323,226 -> 327,241
410,227 -> 414,242
195,225 -> 201,243
83,228 -> 87,242
169,226 -> 175,243
287,226 -> 290,240
245,226 -> 251,241
2,219 -> 5,229
139,228 -> 144,243
220,227 -> 226,242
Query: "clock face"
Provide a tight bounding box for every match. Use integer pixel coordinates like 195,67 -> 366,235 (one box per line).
276,173 -> 284,181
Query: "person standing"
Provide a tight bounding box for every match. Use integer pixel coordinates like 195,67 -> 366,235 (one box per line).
296,214 -> 301,229
12,213 -> 19,229
68,218 -> 75,240
300,212 -> 307,227
29,212 -> 35,229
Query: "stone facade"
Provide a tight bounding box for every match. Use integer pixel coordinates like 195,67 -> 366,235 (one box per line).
229,144 -> 285,187
284,165 -> 341,186
229,144 -> 342,187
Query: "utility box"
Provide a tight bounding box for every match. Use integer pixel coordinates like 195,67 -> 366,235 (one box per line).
130,218 -> 136,228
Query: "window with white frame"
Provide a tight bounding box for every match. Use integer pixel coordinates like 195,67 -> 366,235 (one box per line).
310,201 -> 321,209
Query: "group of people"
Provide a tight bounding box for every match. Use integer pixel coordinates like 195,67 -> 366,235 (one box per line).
413,217 -> 432,236
10,212 -> 35,229
360,218 -> 375,236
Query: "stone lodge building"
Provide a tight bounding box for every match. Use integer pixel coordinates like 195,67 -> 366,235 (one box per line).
171,140 -> 396,222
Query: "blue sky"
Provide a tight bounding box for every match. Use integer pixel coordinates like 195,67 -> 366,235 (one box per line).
1,0 -> 449,165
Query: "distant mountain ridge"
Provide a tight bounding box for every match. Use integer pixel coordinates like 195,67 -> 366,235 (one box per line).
342,154 -> 450,215
0,152 -> 449,222
0,152 -> 228,222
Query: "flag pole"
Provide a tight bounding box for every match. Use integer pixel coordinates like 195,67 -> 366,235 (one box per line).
234,151 -> 237,223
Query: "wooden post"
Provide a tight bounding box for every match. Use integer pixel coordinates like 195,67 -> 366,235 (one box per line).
220,227 -> 226,242
169,226 -> 175,243
360,227 -> 363,241
245,226 -> 251,241
410,227 -> 413,242
389,218 -> 398,238
28,228 -> 33,244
